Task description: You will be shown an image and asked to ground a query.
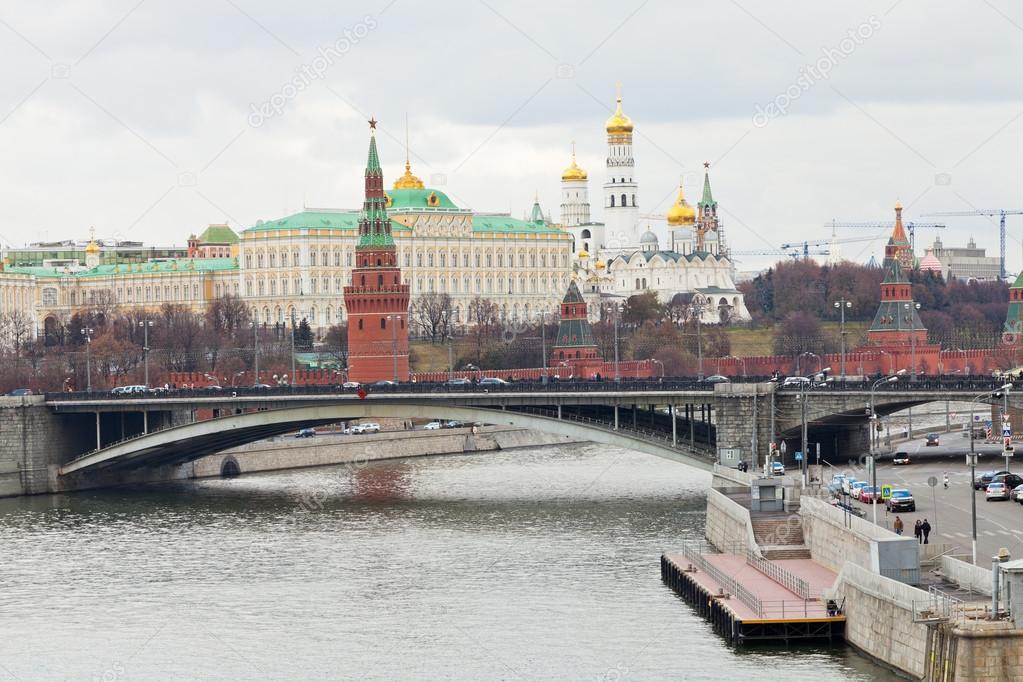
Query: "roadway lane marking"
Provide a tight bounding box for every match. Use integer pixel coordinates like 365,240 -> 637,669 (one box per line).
984,530 -> 997,536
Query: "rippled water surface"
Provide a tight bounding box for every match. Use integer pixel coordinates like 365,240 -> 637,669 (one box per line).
0,444 -> 898,680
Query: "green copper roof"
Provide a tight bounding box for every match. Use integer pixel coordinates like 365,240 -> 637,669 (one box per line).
241,211 -> 409,234
562,279 -> 584,303
553,318 -> 597,349
5,258 -> 238,279
1012,271 -> 1023,289
471,214 -> 562,234
530,200 -> 544,224
699,171 -> 716,209
882,259 -> 909,284
356,232 -> 395,249
366,134 -> 381,173
386,188 -> 458,210
197,224 -> 238,244
869,300 -> 925,333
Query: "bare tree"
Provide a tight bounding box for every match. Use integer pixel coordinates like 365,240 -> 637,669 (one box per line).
411,291 -> 452,342
466,296 -> 499,367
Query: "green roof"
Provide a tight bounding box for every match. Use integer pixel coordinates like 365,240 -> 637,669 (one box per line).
5,258 -> 237,279
610,250 -> 726,264
242,210 -> 409,234
882,259 -> 909,284
197,224 -> 238,244
387,188 -> 458,210
869,300 -> 925,333
471,214 -> 562,234
699,170 -> 716,209
562,279 -> 584,303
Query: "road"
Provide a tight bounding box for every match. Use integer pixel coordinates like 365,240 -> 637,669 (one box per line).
828,433 -> 1023,562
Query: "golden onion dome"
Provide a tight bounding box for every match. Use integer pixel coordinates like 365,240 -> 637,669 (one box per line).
393,161 -> 425,190
561,154 -> 587,182
85,239 -> 100,254
666,183 -> 696,225
595,259 -> 606,270
577,249 -> 590,259
605,95 -> 634,134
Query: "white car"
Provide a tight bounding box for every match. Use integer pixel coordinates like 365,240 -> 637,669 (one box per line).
360,422 -> 380,433
479,377 -> 509,386
111,385 -> 148,394
423,422 -> 442,430
782,376 -> 811,387
342,381 -> 360,389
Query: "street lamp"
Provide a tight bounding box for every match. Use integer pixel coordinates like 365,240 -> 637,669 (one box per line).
968,384 -> 1013,565
904,302 -> 922,380
833,299 -> 852,380
540,310 -> 548,384
80,327 -> 94,392
650,358 -> 664,378
868,374 -> 900,526
251,320 -> 261,385
796,351 -> 818,376
138,320 -> 153,388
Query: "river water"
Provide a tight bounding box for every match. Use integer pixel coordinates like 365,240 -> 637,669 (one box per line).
0,444 -> 898,681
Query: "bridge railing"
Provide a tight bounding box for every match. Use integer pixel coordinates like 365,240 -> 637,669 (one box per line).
775,377 -> 1018,393
46,377 -> 723,402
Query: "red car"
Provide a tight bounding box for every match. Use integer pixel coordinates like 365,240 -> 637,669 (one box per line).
859,485 -> 882,504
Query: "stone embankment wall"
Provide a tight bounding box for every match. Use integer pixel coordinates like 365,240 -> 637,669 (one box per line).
0,396 -> 93,497
704,488 -> 757,554
190,426 -> 576,479
826,562 -> 930,679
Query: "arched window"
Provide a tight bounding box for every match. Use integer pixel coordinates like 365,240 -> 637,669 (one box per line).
631,194 -> 636,206
621,193 -> 627,206
358,319 -> 363,330
610,195 -> 615,207
581,229 -> 591,239
381,318 -> 386,329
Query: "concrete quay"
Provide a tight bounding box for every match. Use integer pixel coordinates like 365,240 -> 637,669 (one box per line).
670,463 -> 1023,680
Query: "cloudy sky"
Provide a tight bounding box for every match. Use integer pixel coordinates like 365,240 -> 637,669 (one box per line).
2,0 -> 1022,273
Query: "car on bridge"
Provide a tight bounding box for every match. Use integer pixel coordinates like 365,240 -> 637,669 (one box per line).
423,422 -> 442,430
781,376 -> 811,388
346,423 -> 381,435
886,489 -> 916,512
479,377 -> 509,387
6,388 -> 32,396
111,385 -> 149,394
445,378 -> 472,387
372,380 -> 397,388
342,381 -> 360,389
986,481 -> 1010,501
702,375 -> 730,384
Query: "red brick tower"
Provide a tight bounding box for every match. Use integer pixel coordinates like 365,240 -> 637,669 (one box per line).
550,280 -> 603,378
343,119 -> 410,383
884,201 -> 913,270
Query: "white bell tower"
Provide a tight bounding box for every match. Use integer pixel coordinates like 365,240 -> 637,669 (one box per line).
602,85 -> 638,252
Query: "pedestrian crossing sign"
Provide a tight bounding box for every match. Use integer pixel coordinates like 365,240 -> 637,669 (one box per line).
881,484 -> 892,500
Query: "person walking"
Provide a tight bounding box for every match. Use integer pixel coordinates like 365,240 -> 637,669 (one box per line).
894,516 -> 904,535
914,520 -> 923,544
921,518 -> 932,544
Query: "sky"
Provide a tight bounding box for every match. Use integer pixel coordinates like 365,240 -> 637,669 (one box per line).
2,0 -> 1022,273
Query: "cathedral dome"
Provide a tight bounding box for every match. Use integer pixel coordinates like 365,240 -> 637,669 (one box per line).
85,239 -> 100,254
640,230 -> 659,247
605,96 -> 634,134
666,183 -> 696,225
561,155 -> 587,182
595,259 -> 606,270
577,249 -> 590,259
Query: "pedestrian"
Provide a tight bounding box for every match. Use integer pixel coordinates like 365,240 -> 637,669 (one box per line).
894,516 -> 904,535
921,518 -> 931,544
914,520 -> 922,544
943,472 -> 949,489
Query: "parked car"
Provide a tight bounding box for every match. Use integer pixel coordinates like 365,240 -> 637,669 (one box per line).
479,377 -> 509,387
444,378 -> 472,386
360,422 -> 380,433
925,432 -> 940,446
782,376 -> 811,387
1010,483 -> 1023,503
770,461 -> 785,476
841,478 -> 861,496
423,422 -> 442,430
991,473 -> 1023,490
703,375 -> 730,384
886,488 -> 916,512
445,420 -> 465,429
295,428 -> 316,438
111,385 -> 148,394
6,388 -> 32,396
859,485 -> 882,504
342,381 -> 361,389
986,482 -> 1010,501
829,474 -> 849,494
974,470 -> 1011,490
892,452 -> 911,465
849,481 -> 868,499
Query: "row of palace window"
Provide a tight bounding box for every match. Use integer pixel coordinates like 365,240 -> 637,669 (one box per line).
245,272 -> 567,298
244,249 -> 568,270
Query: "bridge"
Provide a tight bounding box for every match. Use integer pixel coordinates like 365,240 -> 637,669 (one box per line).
0,377 -> 1015,496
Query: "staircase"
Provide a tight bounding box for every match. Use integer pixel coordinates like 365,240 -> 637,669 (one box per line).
751,511 -> 812,560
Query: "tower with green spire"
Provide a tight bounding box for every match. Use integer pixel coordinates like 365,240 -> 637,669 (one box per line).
697,161 -> 723,253
344,119 -> 410,382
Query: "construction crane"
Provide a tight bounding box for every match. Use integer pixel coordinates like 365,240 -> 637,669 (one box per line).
730,248 -> 829,259
779,235 -> 885,259
920,209 -> 1023,280
823,220 -> 945,253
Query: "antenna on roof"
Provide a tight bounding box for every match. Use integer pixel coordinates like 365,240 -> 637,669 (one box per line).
404,112 -> 410,165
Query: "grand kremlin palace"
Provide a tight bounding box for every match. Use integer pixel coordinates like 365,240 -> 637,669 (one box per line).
0,165 -> 573,338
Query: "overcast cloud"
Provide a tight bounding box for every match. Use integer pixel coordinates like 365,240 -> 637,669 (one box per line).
1,0 -> 1022,272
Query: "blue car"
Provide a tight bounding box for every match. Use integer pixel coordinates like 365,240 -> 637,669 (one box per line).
771,461 -> 785,476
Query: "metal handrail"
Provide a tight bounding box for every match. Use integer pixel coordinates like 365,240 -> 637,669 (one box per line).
680,541 -> 763,617
746,550 -> 814,600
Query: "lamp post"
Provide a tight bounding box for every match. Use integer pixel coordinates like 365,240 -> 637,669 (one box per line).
651,358 -> 664,378
796,351 -> 818,376
834,298 -> 852,380
251,320 -> 260,385
540,310 -> 548,384
904,302 -> 921,380
289,309 -> 298,388
869,374 -> 900,525
138,320 -> 153,388
694,302 -> 705,380
1004,385 -> 1012,473
969,384 -> 1013,565
81,327 -> 94,392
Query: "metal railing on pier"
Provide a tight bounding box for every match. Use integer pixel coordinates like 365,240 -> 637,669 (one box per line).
746,549 -> 815,600
680,540 -> 763,617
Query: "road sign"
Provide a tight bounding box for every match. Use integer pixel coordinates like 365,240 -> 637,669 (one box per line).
794,452 -> 803,461
881,484 -> 893,500
1004,426 -> 1012,437
928,475 -> 938,487
780,441 -> 787,454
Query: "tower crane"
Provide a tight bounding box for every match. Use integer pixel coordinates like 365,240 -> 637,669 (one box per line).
823,220 -> 945,253
780,235 -> 886,259
920,209 -> 1023,280
730,248 -> 829,259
